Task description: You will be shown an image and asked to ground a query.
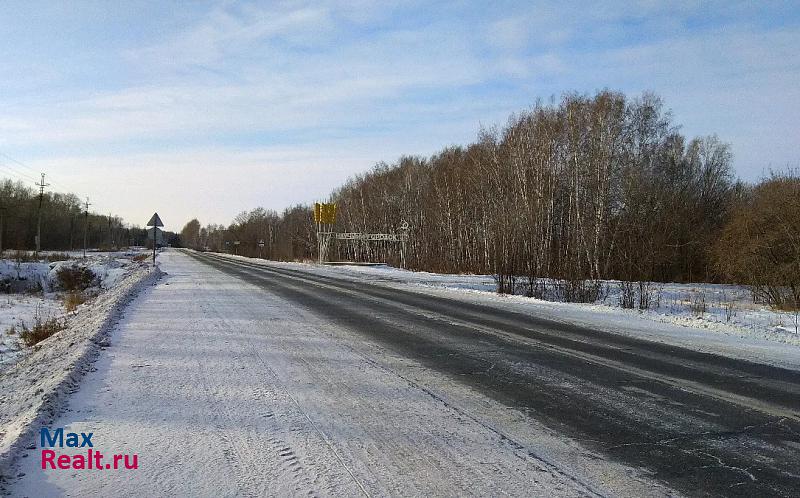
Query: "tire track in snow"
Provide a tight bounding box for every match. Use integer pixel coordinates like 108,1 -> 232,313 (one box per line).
195,295 -> 322,497
216,301 -> 369,497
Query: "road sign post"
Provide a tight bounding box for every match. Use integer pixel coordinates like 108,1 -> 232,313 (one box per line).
146,212 -> 164,265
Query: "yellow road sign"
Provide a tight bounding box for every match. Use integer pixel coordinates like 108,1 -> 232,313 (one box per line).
313,203 -> 322,223
315,202 -> 336,224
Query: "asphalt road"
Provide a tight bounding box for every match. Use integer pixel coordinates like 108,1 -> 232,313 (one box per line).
187,251 -> 800,497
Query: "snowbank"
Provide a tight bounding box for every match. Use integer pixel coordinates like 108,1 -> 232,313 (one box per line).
0,253 -> 140,295
0,261 -> 50,294
0,253 -> 149,368
0,264 -> 160,485
284,260 -> 800,341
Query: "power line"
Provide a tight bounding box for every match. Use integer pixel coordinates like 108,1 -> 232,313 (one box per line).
0,149 -> 86,202
0,161 -> 56,189
0,151 -> 44,187
0,161 -> 39,183
0,151 -> 139,236
0,151 -> 42,178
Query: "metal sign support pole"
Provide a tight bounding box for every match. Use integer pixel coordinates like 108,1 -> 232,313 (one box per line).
146,212 -> 164,266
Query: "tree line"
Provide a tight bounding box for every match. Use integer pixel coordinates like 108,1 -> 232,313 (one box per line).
0,178 -> 176,253
180,204 -> 315,261
180,90 -> 799,309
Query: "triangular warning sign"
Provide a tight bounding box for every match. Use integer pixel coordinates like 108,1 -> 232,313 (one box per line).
147,212 -> 164,227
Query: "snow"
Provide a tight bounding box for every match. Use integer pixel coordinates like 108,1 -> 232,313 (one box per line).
314,266 -> 800,340
2,250 -> 794,494
0,257 -> 157,486
217,254 -> 800,371
0,251 -> 150,368
85,263 -> 128,290
0,261 -> 51,293
6,250 -> 673,496
0,295 -> 65,365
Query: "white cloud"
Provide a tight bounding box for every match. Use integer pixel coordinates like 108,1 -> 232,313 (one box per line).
2,6 -> 491,148
487,17 -> 533,51
1,0 -> 797,226
126,4 -> 335,70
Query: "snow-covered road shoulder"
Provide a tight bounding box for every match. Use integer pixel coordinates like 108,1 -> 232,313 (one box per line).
0,263 -> 160,485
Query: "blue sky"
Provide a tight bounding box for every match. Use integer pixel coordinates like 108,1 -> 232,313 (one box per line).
0,1 -> 798,230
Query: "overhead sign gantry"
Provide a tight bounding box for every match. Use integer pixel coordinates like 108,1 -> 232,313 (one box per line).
314,203 -> 409,267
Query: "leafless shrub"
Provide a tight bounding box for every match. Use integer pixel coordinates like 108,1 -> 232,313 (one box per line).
56,265 -> 96,291
619,281 -> 636,309
63,291 -> 87,312
523,278 -> 549,300
18,306 -> 67,347
638,281 -> 662,310
619,281 -> 662,310
493,272 -> 517,295
724,301 -> 737,322
555,279 -> 608,303
690,292 -> 707,316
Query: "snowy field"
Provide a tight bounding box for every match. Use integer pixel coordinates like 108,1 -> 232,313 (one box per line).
0,249 -> 149,367
218,254 -> 800,370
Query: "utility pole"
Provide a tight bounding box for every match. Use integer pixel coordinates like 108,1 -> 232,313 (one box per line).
0,205 -> 5,256
35,173 -> 49,253
69,214 -> 75,251
83,198 -> 91,259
